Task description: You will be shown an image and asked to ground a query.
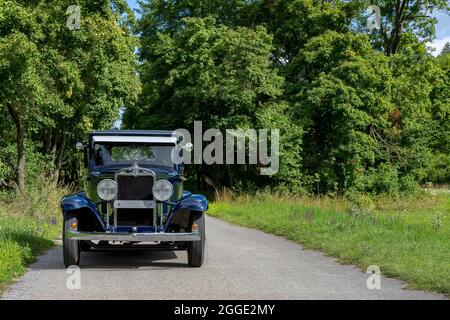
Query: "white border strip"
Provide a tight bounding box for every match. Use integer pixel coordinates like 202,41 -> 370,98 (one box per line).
92,136 -> 177,144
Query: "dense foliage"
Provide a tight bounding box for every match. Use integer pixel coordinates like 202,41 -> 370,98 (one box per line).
124,0 -> 449,194
0,0 -> 140,192
1,0 -> 449,195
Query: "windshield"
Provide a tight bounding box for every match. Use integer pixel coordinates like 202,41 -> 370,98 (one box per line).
93,143 -> 175,168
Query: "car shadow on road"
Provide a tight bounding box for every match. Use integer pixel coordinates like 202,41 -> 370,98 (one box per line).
80,249 -> 188,270
30,247 -> 191,270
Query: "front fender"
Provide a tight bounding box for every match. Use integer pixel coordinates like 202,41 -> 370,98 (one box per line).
174,192 -> 208,212
166,192 -> 208,230
61,192 -> 105,231
61,192 -> 98,212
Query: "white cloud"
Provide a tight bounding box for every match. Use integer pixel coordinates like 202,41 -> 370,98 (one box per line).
428,36 -> 450,56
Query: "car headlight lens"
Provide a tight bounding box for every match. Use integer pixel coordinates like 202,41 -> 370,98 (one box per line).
97,179 -> 117,201
153,179 -> 173,201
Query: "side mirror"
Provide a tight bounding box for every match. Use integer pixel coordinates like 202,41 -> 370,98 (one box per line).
76,142 -> 84,151
183,142 -> 194,152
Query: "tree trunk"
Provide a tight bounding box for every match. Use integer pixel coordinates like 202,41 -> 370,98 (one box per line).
54,130 -> 66,184
43,127 -> 53,155
227,164 -> 233,187
7,103 -> 25,193
386,0 -> 407,56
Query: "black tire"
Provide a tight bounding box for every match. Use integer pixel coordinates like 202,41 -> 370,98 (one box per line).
80,241 -> 92,251
187,211 -> 205,267
63,212 -> 80,267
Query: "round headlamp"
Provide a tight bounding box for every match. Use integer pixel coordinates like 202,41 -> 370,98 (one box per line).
97,179 -> 117,201
153,179 -> 173,202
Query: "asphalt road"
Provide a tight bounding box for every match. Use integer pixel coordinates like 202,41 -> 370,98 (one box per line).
2,216 -> 445,300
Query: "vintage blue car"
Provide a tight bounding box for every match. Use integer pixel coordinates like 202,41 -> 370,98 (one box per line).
61,130 -> 207,267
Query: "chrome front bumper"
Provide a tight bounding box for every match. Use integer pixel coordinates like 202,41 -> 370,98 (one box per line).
66,230 -> 201,242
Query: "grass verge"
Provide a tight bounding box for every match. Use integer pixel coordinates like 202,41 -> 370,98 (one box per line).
0,216 -> 59,295
209,191 -> 450,295
0,180 -> 69,296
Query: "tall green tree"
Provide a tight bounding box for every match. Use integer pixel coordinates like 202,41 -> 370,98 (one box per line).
256,0 -> 362,65
0,0 -> 140,190
293,31 -> 396,193
137,0 -> 258,62
363,0 -> 450,55
125,16 -> 302,190
0,1 -> 51,192
128,17 -> 283,129
440,42 -> 450,55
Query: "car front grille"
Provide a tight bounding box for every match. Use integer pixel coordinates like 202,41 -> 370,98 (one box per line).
116,174 -> 154,227
116,175 -> 154,200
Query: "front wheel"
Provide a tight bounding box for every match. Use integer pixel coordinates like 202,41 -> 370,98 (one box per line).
63,212 -> 80,267
187,211 -> 205,267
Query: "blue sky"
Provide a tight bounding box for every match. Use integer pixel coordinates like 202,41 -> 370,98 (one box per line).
125,0 -> 449,54
431,11 -> 450,55
127,0 -> 139,14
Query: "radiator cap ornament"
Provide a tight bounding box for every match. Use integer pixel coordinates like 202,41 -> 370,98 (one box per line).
133,159 -> 139,177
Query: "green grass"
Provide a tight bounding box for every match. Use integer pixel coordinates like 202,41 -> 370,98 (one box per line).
209,192 -> 450,295
0,216 -> 59,295
0,180 -> 67,295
